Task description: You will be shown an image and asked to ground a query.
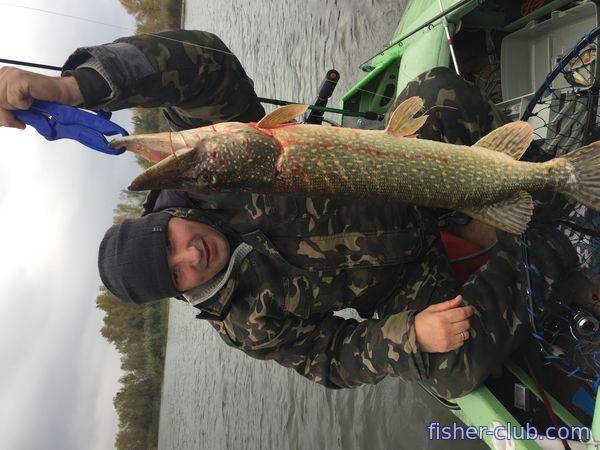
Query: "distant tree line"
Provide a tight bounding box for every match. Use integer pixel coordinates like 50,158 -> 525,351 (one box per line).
97,285 -> 168,450
119,0 -> 183,32
95,1 -> 184,449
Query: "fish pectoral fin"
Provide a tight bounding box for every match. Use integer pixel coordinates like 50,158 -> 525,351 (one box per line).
385,97 -> 427,137
459,191 -> 534,234
256,104 -> 309,128
473,122 -> 533,160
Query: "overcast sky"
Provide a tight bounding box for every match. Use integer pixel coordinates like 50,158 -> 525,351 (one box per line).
0,1 -> 143,449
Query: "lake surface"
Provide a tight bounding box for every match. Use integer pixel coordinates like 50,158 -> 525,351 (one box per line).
158,1 -> 486,449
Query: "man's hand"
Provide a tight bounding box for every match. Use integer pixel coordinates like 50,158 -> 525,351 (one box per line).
0,67 -> 84,129
414,295 -> 475,353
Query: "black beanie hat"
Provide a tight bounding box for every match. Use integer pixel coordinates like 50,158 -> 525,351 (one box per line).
98,211 -> 179,303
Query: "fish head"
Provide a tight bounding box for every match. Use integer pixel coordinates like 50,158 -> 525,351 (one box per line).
109,127 -> 215,163
128,123 -> 281,193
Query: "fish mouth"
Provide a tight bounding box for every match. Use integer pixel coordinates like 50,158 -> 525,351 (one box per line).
128,147 -> 202,191
110,131 -> 194,163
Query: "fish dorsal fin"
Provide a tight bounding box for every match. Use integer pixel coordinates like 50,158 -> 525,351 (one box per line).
459,191 -> 534,234
385,96 -> 427,137
474,121 -> 533,160
256,104 -> 309,129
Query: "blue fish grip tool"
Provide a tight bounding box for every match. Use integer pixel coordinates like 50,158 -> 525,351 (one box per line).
13,100 -> 129,155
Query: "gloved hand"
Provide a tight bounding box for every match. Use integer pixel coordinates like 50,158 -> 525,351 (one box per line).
0,66 -> 84,129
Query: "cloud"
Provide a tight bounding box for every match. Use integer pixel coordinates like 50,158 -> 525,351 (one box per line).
0,123 -> 141,449
1,28 -> 139,450
0,2 -> 150,448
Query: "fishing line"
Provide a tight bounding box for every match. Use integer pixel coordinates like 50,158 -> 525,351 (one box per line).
0,2 -> 135,32
0,1 -> 397,108
0,2 -> 242,57
358,0 -> 474,70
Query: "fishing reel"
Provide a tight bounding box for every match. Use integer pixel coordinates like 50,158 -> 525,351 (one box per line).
259,69 -> 383,128
530,270 -> 600,382
305,69 -> 340,125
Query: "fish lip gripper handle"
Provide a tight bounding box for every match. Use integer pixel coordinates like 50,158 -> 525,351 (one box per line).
12,108 -> 57,139
12,100 -> 128,155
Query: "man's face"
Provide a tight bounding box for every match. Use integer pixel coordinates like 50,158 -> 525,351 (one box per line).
166,217 -> 231,292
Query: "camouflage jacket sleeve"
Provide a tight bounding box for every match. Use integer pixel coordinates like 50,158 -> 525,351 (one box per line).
210,307 -> 429,389
62,29 -> 265,126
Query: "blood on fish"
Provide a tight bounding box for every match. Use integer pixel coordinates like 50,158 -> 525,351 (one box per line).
250,127 -> 286,172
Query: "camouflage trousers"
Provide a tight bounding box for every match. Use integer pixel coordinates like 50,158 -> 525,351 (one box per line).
378,67 -> 575,399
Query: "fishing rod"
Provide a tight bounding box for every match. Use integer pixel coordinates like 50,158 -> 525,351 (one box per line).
258,97 -> 383,121
2,58 -> 384,121
1,2 -> 399,120
359,0 -> 475,70
0,58 -> 61,71
437,0 -> 461,76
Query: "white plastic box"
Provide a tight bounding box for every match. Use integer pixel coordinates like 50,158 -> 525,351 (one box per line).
500,1 -> 599,102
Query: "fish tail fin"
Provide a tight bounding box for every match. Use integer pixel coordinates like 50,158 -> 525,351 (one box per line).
558,141 -> 600,210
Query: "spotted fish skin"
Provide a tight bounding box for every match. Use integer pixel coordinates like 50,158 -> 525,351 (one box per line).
121,98 -> 600,234
269,124 -> 562,208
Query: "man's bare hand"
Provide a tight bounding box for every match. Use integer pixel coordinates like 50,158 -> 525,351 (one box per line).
414,295 -> 475,353
0,67 -> 84,129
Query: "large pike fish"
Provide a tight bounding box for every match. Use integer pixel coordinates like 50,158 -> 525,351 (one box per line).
113,97 -> 600,234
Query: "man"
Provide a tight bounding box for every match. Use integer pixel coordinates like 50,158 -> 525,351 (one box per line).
0,30 -> 575,399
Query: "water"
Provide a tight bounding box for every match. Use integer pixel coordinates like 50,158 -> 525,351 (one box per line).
158,1 -> 486,449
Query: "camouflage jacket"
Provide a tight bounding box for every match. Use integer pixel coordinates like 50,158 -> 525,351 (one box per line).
66,30 -> 434,389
